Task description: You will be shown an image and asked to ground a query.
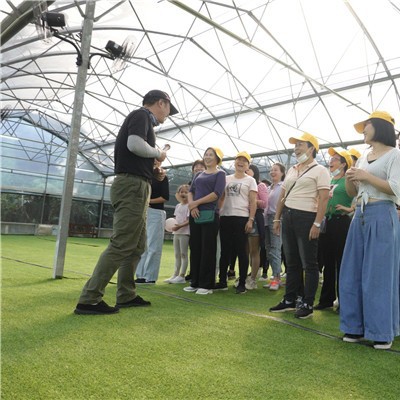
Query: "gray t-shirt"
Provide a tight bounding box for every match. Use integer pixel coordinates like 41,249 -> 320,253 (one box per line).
356,148 -> 400,206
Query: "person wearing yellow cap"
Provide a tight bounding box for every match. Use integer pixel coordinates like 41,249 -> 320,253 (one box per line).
216,151 -> 258,294
269,132 -> 330,319
340,111 -> 400,350
184,147 -> 226,295
347,148 -> 361,165
183,159 -> 207,282
315,148 -> 355,311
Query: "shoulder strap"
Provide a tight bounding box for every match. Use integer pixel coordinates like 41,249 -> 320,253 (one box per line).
283,164 -> 318,202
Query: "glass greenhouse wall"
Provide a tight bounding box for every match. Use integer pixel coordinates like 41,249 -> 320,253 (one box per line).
2,0 -> 398,236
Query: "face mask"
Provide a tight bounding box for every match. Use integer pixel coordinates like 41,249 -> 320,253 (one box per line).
296,152 -> 309,164
331,168 -> 342,177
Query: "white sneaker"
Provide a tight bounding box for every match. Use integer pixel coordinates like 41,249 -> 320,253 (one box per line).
373,341 -> 392,350
333,298 -> 339,308
183,286 -> 198,292
164,275 -> 177,283
196,288 -> 213,295
170,276 -> 186,284
245,278 -> 257,290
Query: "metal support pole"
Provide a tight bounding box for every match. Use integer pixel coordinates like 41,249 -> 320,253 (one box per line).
98,177 -> 106,232
52,1 -> 96,279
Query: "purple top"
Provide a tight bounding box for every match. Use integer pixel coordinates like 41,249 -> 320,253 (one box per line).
267,181 -> 283,214
190,170 -> 226,212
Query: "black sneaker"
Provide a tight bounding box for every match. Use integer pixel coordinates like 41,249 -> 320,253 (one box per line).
116,295 -> 151,308
74,300 -> 119,315
235,284 -> 247,294
214,282 -> 228,291
343,334 -> 363,343
269,299 -> 296,312
135,278 -> 146,284
294,303 -> 313,319
314,303 -> 333,310
185,274 -> 191,281
295,296 -> 303,310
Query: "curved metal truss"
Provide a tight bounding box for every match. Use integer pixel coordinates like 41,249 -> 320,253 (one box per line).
2,0 -> 400,178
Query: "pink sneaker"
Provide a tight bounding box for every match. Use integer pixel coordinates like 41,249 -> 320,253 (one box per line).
269,279 -> 280,291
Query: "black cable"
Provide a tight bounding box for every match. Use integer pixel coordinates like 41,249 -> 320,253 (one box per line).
139,287 -> 400,354
35,236 -> 102,247
3,256 -> 399,354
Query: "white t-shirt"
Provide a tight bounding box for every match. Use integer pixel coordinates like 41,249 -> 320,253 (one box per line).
220,174 -> 258,217
173,203 -> 190,235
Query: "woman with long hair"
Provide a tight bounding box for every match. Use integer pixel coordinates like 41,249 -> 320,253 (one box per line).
245,164 -> 268,290
264,162 -> 286,291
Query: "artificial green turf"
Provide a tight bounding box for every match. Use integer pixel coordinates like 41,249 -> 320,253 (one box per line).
1,235 -> 399,399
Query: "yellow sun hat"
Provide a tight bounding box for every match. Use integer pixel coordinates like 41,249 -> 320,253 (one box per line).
288,132 -> 319,152
208,147 -> 224,165
347,148 -> 361,160
235,151 -> 252,163
354,111 -> 395,133
328,147 -> 352,169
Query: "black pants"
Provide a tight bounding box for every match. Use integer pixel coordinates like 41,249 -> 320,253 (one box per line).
282,207 -> 319,305
189,215 -> 219,289
219,216 -> 249,285
318,214 -> 351,306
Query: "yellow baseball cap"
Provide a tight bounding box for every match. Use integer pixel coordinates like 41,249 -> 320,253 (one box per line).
235,151 -> 252,163
347,148 -> 361,160
328,147 -> 352,169
354,111 -> 395,133
289,132 -> 319,152
208,147 -> 224,165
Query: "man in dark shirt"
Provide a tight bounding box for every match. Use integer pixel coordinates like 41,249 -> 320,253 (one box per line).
74,90 -> 178,315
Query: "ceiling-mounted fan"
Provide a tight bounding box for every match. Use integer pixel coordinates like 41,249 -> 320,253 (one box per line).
105,35 -> 137,73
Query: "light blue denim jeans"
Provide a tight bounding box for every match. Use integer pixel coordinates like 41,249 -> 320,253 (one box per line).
339,201 -> 400,342
265,214 -> 282,277
136,207 -> 166,282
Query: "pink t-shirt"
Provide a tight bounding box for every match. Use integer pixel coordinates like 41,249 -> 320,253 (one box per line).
256,182 -> 268,210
